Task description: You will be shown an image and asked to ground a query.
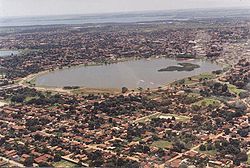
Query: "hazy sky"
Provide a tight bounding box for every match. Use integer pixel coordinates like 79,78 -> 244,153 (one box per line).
0,0 -> 250,17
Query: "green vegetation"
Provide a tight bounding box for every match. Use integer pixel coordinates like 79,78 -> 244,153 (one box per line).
52,160 -> 79,168
63,86 -> 80,90
158,63 -> 200,72
133,137 -> 142,141
173,72 -> 217,86
176,53 -> 195,59
72,87 -> 120,95
9,89 -> 44,104
197,72 -> 217,80
151,140 -> 172,149
196,143 -> 217,156
228,84 -> 246,96
175,78 -> 196,85
196,148 -> 217,156
193,98 -> 220,107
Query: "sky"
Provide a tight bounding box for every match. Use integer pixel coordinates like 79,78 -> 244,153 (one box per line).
0,0 -> 250,17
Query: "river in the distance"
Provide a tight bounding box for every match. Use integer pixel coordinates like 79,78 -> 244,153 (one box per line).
35,58 -> 222,89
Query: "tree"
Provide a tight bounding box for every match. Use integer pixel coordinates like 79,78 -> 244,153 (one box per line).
191,105 -> 201,111
11,94 -> 25,103
0,137 -> 6,146
156,148 -> 165,157
91,159 -> 104,167
239,92 -> 249,99
54,153 -> 62,162
24,157 -> 34,167
233,158 -> 241,166
39,162 -> 50,167
224,128 -> 230,135
121,87 -> 128,93
238,129 -> 248,137
222,84 -> 228,92
199,144 -> 206,151
236,152 -> 248,162
179,162 -> 188,168
172,141 -> 186,153
206,143 -> 213,151
137,87 -> 143,92
214,141 -> 221,150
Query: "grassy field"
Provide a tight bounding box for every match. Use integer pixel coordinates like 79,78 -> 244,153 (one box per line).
173,72 -> 217,85
187,93 -> 201,101
196,148 -> 217,156
71,87 -> 120,95
151,140 -> 172,149
197,72 -> 217,80
193,98 -> 220,107
227,84 -> 246,96
52,160 -> 79,168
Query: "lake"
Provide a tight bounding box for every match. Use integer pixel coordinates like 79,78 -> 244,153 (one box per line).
0,50 -> 19,57
35,58 -> 222,89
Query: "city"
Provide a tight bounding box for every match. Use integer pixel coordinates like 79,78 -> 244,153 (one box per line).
0,3 -> 250,168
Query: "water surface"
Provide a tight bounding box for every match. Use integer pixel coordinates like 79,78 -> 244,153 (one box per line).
35,58 -> 222,89
0,50 -> 19,57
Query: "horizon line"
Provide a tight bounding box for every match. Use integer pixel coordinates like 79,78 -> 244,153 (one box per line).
1,6 -> 250,19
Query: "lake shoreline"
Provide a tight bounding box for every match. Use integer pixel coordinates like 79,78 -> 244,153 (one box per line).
18,56 -> 223,94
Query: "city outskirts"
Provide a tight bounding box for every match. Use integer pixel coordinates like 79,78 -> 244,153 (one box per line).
0,5 -> 250,168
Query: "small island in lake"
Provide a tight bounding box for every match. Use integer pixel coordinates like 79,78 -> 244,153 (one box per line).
158,63 -> 200,72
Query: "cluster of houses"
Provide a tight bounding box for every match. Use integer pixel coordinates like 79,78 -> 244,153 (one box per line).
0,61 -> 249,167
0,19 -> 249,167
205,26 -> 249,59
0,23 -> 198,80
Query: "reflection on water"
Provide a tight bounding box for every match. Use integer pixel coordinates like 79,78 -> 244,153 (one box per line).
35,58 -> 222,89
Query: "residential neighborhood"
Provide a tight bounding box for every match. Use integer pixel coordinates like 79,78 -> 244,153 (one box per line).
0,9 -> 249,168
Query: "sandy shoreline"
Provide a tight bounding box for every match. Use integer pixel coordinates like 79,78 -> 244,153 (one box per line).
18,70 -> 120,95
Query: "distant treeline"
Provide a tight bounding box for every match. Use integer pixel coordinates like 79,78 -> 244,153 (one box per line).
63,86 -> 80,90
